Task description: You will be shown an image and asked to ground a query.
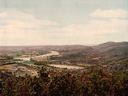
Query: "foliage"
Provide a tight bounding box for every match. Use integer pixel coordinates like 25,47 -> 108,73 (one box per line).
0,67 -> 128,96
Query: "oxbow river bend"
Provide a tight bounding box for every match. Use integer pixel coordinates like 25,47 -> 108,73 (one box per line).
15,51 -> 84,69
49,64 -> 84,69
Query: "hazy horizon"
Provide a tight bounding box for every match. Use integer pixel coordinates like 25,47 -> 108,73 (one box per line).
0,41 -> 127,47
0,0 -> 128,45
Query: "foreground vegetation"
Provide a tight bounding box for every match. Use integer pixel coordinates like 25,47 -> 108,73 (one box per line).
0,66 -> 128,96
0,42 -> 128,96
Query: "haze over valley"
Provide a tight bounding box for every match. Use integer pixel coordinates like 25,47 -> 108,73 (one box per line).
0,0 -> 128,95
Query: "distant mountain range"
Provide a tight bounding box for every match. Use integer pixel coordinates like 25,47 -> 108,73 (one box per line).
0,42 -> 128,59
0,41 -> 128,72
94,42 -> 128,58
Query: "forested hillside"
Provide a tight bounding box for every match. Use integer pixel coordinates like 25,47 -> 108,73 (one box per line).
0,66 -> 128,96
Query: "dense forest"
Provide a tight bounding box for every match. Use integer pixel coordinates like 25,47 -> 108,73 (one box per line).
0,66 -> 128,96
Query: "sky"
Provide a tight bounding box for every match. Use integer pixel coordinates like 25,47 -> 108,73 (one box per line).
0,0 -> 128,45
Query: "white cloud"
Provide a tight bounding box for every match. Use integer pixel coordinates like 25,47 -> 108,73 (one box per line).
0,9 -> 60,45
90,9 -> 128,18
61,18 -> 128,35
0,9 -> 128,45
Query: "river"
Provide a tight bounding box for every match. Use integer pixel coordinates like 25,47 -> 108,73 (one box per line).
49,64 -> 84,69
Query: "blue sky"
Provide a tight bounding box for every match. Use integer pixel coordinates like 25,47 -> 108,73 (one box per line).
0,0 -> 128,45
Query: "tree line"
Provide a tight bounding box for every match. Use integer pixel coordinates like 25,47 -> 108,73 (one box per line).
0,66 -> 128,96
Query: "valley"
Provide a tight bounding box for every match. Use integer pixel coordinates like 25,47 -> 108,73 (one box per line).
0,42 -> 128,96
